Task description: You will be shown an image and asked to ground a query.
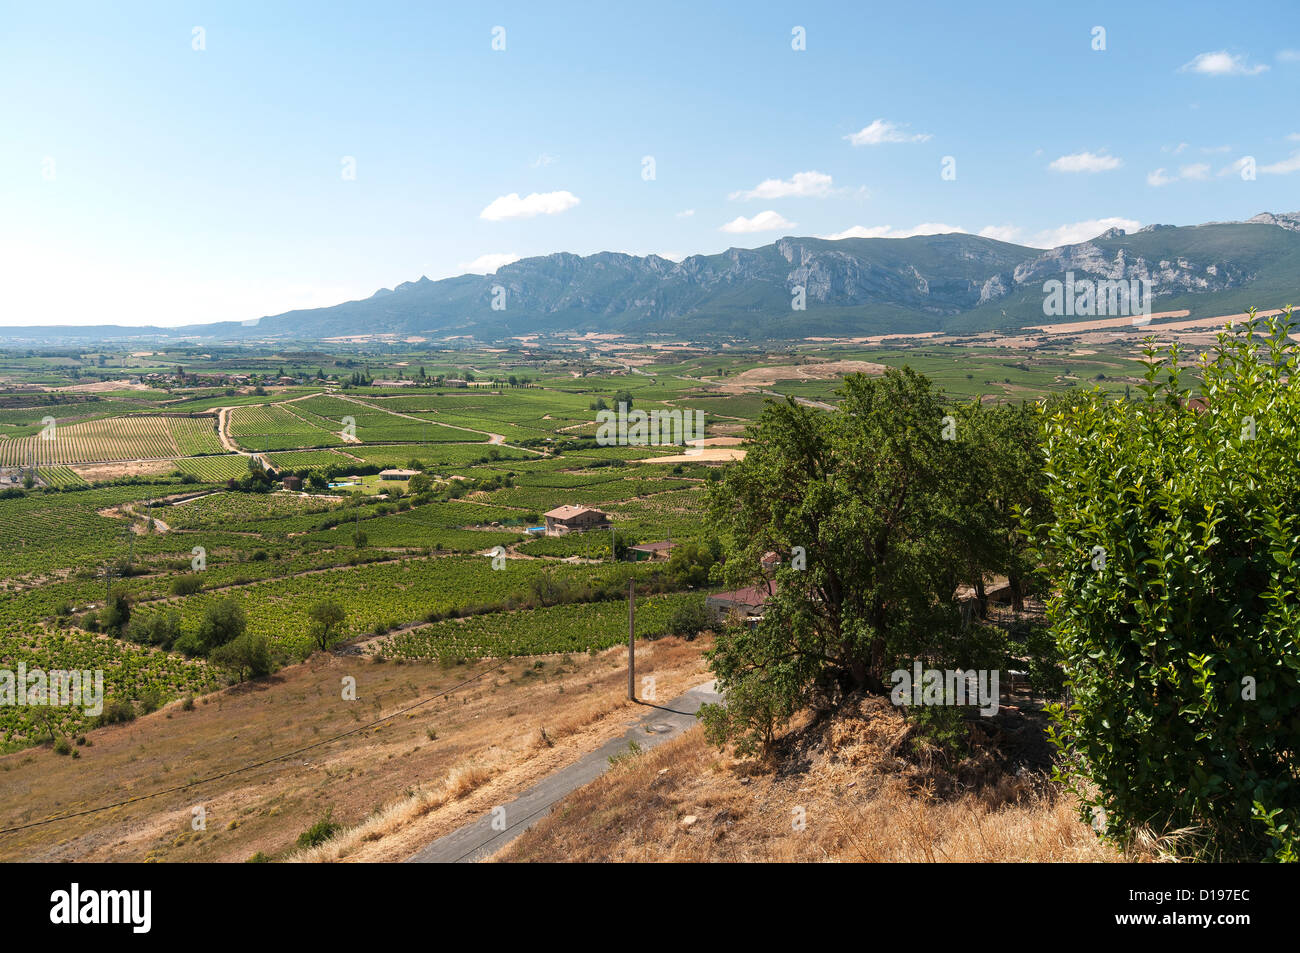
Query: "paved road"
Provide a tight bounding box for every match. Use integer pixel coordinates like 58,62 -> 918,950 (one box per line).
406,680 -> 721,864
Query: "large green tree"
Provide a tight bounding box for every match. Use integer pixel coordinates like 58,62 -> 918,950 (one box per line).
702,367 -> 1004,753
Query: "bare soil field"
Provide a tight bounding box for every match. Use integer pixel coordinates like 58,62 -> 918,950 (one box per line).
719,360 -> 887,393
72,459 -> 177,481
49,379 -> 156,393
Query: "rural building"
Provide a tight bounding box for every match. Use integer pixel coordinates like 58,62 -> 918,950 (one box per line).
626,540 -> 675,562
543,505 -> 610,536
282,475 -> 303,491
379,469 -> 419,481
706,585 -> 771,624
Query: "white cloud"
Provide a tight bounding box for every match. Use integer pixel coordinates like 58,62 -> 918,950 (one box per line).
1163,142 -> 1189,154
978,225 -> 1023,243
1287,133 -> 1300,142
675,209 -> 695,218
1180,51 -> 1269,75
480,190 -> 580,221
1029,217 -> 1141,248
1147,163 -> 1210,185
531,153 -> 557,167
459,252 -> 521,274
729,170 -> 833,200
821,223 -> 964,240
720,210 -> 797,234
1049,151 -> 1123,173
1277,49 -> 1300,62
844,119 -> 932,146
1261,152 -> 1300,174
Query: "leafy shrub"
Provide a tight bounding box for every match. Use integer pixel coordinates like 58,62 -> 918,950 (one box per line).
171,575 -> 203,596
296,811 -> 340,849
196,597 -> 247,654
1034,312 -> 1300,860
666,597 -> 709,638
125,610 -> 182,650
95,697 -> 137,726
905,704 -> 968,758
210,632 -> 272,681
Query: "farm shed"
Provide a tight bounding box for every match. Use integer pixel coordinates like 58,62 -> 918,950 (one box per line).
626,541 -> 675,562
543,505 -> 610,536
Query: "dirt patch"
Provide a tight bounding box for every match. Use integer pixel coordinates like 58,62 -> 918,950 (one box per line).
644,448 -> 746,464
719,360 -> 886,394
49,379 -> 156,394
74,459 -> 177,482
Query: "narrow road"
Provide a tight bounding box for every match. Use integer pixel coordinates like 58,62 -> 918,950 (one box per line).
406,680 -> 721,863
214,407 -> 272,469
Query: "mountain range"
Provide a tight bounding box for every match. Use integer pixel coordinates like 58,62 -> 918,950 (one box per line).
5,213 -> 1299,345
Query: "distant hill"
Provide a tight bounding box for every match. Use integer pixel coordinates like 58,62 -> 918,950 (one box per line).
4,214 -> 1298,345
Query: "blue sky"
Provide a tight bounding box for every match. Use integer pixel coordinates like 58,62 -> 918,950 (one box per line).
1,0 -> 1297,326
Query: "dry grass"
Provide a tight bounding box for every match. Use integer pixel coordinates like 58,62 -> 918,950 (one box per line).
0,635 -> 711,862
499,695 -> 1158,863
288,763 -> 495,862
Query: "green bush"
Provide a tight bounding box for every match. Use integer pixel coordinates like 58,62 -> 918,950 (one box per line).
95,697 -> 137,727
210,632 -> 273,681
296,810 -> 340,849
196,597 -> 247,654
666,597 -> 709,638
1034,312 -> 1300,860
171,575 -> 203,596
906,704 -> 968,758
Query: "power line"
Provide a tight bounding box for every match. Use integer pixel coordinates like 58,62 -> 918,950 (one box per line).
0,654 -> 516,837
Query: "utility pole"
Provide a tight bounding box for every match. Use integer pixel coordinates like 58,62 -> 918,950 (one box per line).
100,564 -> 113,605
627,579 -> 636,701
